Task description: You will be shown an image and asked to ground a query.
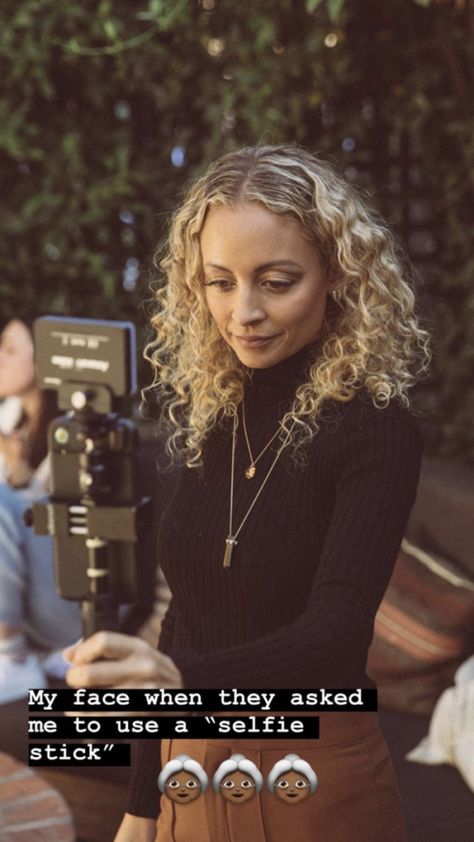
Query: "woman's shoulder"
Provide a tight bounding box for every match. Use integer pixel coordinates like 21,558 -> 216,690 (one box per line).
343,389 -> 421,425
316,389 -> 424,450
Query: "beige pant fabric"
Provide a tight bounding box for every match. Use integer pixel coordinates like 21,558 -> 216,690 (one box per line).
154,713 -> 406,842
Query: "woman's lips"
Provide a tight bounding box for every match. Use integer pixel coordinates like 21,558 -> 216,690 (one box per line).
234,334 -> 279,348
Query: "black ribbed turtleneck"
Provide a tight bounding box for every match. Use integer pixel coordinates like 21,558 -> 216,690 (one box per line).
245,339 -> 316,387
126,346 -> 423,819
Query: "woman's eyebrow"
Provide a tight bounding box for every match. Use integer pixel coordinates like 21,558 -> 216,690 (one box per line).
203,260 -> 303,271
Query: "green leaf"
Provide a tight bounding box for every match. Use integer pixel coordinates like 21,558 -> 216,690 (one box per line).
98,1 -> 112,16
327,0 -> 345,21
149,0 -> 165,15
305,0 -> 324,12
104,20 -> 118,40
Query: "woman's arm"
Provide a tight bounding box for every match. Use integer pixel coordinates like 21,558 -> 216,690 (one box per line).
163,408 -> 424,688
64,637 -> 173,824
0,485 -> 27,627
65,407 -> 423,691
113,813 -> 156,842
65,407 -> 422,820
0,429 -> 33,488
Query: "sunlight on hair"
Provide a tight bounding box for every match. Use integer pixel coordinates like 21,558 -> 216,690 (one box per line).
141,145 -> 431,470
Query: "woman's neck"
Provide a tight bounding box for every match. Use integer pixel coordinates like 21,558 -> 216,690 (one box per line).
245,341 -> 317,390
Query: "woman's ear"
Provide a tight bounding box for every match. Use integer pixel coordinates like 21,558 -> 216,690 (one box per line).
327,280 -> 342,297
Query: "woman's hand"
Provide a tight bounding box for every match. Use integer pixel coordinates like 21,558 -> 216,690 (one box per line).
0,429 -> 33,487
64,632 -> 183,690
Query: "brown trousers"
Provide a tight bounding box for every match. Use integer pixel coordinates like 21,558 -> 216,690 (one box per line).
154,712 -> 406,842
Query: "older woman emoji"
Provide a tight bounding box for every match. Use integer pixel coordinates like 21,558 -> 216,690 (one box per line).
213,753 -> 263,804
158,754 -> 208,804
267,754 -> 318,804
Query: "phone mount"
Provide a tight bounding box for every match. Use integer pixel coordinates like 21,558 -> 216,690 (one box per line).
25,316 -> 152,638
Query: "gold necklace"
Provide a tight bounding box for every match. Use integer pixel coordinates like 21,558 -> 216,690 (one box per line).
241,396 -> 282,479
222,411 -> 296,569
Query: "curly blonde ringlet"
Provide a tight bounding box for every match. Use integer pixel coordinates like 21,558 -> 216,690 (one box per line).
142,144 -> 430,469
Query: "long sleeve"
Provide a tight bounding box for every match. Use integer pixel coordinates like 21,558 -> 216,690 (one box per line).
0,485 -> 26,627
166,409 -> 423,688
125,387 -> 423,818
124,600 -> 180,817
125,739 -> 162,819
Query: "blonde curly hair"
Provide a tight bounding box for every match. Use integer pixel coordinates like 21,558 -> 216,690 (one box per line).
142,144 -> 430,469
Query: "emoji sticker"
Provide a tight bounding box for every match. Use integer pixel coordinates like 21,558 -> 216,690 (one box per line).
158,754 -> 208,804
213,753 -> 263,804
267,754 -> 318,804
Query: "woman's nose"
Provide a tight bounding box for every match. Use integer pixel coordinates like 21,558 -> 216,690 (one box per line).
232,288 -> 265,325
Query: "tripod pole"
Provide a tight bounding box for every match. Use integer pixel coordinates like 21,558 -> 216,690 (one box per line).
81,536 -> 119,638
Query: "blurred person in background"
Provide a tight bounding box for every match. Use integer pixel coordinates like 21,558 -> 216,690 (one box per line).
0,318 -> 57,492
0,318 -> 81,705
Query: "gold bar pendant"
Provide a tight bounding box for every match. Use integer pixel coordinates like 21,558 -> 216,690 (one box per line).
223,537 -> 237,569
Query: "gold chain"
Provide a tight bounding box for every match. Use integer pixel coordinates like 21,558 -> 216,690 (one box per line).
222,410 -> 296,569
241,395 -> 283,479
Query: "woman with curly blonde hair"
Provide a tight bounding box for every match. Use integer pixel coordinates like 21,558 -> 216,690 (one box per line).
65,145 -> 430,842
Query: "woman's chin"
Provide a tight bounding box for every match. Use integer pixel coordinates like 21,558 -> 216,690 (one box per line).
230,335 -> 288,368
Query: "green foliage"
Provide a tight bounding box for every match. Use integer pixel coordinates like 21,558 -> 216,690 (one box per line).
0,0 -> 472,458
327,0 -> 346,21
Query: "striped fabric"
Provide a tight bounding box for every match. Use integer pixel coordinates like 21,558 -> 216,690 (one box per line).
367,538 -> 474,716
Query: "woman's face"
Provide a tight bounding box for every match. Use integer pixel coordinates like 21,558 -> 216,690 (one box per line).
200,202 -> 331,369
164,770 -> 202,803
219,770 -> 256,803
0,320 -> 36,398
274,770 -> 312,803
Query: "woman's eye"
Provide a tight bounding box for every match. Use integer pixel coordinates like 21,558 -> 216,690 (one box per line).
203,279 -> 234,291
223,780 -> 234,788
295,780 -> 306,788
277,780 -> 288,788
187,780 -> 198,788
241,779 -> 252,788
168,779 -> 179,788
203,279 -> 293,292
262,280 -> 293,291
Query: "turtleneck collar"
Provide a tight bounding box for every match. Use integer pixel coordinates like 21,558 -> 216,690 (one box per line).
244,341 -> 318,391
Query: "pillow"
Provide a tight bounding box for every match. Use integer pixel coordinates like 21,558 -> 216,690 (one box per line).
367,538 -> 474,716
405,655 -> 474,792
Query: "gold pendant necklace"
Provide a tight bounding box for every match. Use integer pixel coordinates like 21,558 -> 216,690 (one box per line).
223,410 -> 296,569
241,396 -> 282,479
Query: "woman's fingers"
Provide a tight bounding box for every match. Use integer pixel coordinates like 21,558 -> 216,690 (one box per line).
65,658 -> 177,689
63,632 -> 184,689
66,651 -> 158,688
65,631 -> 148,665
63,637 -> 83,662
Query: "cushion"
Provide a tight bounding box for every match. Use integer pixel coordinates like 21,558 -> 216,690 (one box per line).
405,655 -> 474,793
367,538 -> 474,716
